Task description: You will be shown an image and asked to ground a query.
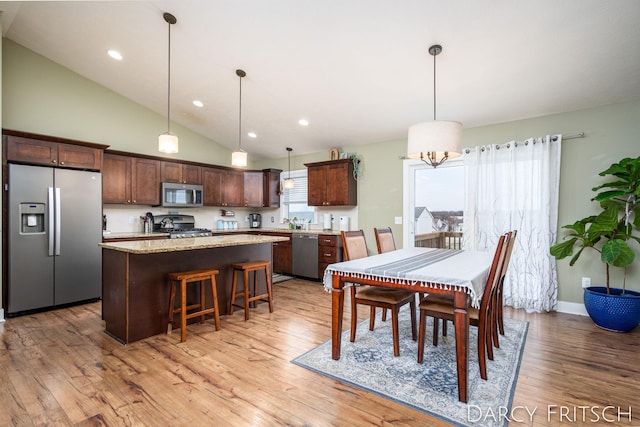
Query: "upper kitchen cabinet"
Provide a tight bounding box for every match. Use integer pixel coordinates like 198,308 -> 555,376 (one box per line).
202,167 -> 244,207
243,171 -> 263,207
4,130 -> 105,170
263,169 -> 282,208
305,159 -> 357,206
160,161 -> 202,184
103,153 -> 160,205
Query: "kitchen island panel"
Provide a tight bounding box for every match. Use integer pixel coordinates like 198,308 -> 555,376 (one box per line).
102,242 -> 273,344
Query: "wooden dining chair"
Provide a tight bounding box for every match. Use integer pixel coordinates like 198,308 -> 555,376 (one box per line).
374,227 -> 396,321
417,232 -> 510,380
374,226 -> 425,320
374,227 -> 396,253
342,230 -> 417,357
491,230 -> 517,349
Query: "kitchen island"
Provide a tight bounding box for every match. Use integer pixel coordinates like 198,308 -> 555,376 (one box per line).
100,234 -> 288,344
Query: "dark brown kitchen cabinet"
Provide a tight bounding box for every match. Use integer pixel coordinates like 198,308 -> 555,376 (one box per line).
318,234 -> 343,279
222,170 -> 244,206
161,161 -> 202,184
263,169 -> 282,208
202,167 -> 223,206
305,159 -> 357,206
202,167 -> 244,207
243,171 -> 263,207
103,153 -> 160,205
5,133 -> 103,170
262,232 -> 292,274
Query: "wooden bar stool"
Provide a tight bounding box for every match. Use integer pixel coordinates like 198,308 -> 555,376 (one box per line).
167,268 -> 221,342
229,261 -> 273,320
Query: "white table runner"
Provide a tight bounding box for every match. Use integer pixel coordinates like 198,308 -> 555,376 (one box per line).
323,247 -> 494,308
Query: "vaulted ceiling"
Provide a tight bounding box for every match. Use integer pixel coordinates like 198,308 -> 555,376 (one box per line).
2,1 -> 639,159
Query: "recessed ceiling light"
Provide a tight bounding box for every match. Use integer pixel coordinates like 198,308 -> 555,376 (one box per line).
248,132 -> 257,138
192,100 -> 204,107
298,119 -> 309,126
107,49 -> 123,61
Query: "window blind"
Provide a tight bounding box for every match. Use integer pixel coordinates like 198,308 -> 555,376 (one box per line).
283,175 -> 308,204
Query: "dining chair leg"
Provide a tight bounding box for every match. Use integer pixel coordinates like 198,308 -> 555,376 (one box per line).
491,294 -> 504,348
369,306 -> 377,331
409,299 -> 417,341
417,309 -> 426,364
432,318 -> 439,347
350,287 -> 357,343
391,307 -> 400,357
382,308 -> 388,321
477,314 -> 488,380
497,282 -> 505,336
442,319 -> 448,337
491,301 -> 500,350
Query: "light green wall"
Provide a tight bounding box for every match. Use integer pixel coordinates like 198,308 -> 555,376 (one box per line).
2,39 -> 232,164
4,38 -> 640,307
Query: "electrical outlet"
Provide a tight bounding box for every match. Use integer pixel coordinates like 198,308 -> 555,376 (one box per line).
271,216 -> 275,223
394,216 -> 402,225
581,277 -> 591,288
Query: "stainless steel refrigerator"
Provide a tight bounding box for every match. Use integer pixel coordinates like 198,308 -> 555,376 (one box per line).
8,163 -> 102,315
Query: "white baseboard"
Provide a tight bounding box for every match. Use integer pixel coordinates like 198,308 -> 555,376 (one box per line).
0,308 -> 4,322
556,301 -> 589,317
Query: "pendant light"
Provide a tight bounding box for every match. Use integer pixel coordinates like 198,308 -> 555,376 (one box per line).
407,44 -> 462,167
283,147 -> 295,189
231,69 -> 248,167
158,12 -> 179,154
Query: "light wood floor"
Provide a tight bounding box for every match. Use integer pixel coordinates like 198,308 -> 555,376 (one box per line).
1,279 -> 639,426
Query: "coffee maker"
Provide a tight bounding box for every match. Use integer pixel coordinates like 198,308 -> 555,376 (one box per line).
249,213 -> 262,228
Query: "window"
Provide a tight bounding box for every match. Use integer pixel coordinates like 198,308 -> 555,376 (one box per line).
403,158 -> 464,247
281,169 -> 315,223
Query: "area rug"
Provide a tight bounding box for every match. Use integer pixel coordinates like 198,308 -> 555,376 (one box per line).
292,308 -> 528,427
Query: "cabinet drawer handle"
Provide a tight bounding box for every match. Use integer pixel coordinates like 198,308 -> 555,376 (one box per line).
52,159 -> 57,163
324,253 -> 332,257
323,239 -> 331,243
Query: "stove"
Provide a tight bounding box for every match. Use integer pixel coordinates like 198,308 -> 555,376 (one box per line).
168,228 -> 213,239
153,214 -> 212,239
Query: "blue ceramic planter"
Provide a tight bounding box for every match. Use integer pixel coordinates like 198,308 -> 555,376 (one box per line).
584,286 -> 640,332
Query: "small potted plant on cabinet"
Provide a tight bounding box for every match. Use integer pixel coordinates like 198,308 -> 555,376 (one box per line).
550,156 -> 640,332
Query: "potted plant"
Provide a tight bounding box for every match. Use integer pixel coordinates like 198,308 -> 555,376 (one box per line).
550,156 -> 640,332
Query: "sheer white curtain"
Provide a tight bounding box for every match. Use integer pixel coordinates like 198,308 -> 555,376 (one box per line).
463,135 -> 561,312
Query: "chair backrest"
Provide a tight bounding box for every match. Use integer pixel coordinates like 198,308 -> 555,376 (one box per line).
374,227 -> 396,254
478,232 -> 510,314
341,230 -> 369,261
499,230 -> 517,285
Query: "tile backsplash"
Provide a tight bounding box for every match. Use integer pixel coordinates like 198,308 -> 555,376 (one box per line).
103,205 -> 358,233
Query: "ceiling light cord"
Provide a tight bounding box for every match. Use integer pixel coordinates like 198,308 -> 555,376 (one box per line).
238,71 -> 242,151
433,46 -> 436,121
167,16 -> 171,134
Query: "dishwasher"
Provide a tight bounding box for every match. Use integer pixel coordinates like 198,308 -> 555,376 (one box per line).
292,234 -> 319,279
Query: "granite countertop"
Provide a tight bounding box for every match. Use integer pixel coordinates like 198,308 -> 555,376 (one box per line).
99,233 -> 289,254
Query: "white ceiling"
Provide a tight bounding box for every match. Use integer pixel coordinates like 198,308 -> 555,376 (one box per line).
2,1 -> 640,160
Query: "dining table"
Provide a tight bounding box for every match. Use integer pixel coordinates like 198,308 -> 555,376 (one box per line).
323,246 -> 494,403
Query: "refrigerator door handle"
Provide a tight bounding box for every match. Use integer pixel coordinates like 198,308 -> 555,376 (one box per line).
48,187 -> 55,256
55,187 -> 61,256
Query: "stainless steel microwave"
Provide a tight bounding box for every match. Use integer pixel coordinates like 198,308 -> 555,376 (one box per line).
161,182 -> 203,208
